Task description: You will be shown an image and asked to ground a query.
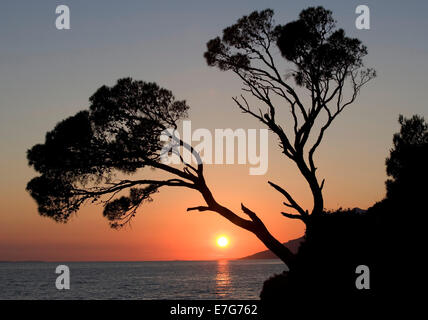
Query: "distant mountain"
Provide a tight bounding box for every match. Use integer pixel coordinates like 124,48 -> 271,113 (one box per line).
239,237 -> 304,260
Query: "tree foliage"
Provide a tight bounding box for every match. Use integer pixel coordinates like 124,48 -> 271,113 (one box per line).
27,76 -> 295,263
27,7 -> 376,267
27,78 -> 189,227
385,114 -> 427,201
204,7 -> 375,220
260,114 -> 427,301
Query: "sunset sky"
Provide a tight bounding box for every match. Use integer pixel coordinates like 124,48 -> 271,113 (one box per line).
0,0 -> 427,261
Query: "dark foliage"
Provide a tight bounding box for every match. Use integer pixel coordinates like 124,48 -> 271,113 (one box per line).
27,7 -> 385,289
204,7 -> 375,221
385,114 -> 427,202
261,209 -> 379,298
276,7 -> 371,87
260,115 -> 426,305
26,78 -> 189,226
204,9 -> 276,71
26,75 -> 295,264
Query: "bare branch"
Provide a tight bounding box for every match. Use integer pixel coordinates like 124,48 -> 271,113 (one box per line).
241,203 -> 263,225
268,181 -> 307,217
320,179 -> 325,190
187,206 -> 211,212
281,212 -> 304,220
72,178 -> 195,198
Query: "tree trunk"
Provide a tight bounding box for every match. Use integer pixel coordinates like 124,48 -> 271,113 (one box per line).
252,224 -> 295,268
295,156 -> 324,217
308,175 -> 324,216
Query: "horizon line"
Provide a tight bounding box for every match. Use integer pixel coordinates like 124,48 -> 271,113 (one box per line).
0,258 -> 280,263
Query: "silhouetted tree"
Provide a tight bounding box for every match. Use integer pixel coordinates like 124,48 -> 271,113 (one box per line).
26,78 -> 295,265
385,114 -> 427,205
377,114 -> 427,295
368,114 -> 427,296
205,7 -> 375,222
27,7 -> 375,268
260,115 -> 427,302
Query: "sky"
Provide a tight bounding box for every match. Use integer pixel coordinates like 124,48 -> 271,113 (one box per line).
0,0 -> 427,261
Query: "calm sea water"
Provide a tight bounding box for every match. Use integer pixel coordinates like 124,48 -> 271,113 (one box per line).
0,260 -> 286,300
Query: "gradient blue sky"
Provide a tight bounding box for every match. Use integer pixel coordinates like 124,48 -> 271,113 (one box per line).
0,0 -> 427,260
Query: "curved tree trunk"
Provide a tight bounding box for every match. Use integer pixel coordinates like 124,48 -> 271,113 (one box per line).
295,155 -> 324,217
252,224 -> 296,267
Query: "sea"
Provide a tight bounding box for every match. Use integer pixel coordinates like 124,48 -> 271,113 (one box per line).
0,260 -> 286,300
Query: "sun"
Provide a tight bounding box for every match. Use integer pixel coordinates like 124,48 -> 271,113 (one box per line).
216,236 -> 229,248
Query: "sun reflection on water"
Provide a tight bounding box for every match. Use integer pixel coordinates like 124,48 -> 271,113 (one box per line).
215,260 -> 231,297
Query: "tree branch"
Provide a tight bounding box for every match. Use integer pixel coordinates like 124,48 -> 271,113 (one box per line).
268,181 -> 307,217
187,206 -> 211,212
241,203 -> 263,225
281,212 -> 304,220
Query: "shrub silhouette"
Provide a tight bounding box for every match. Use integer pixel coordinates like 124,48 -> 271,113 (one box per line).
260,115 -> 427,306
